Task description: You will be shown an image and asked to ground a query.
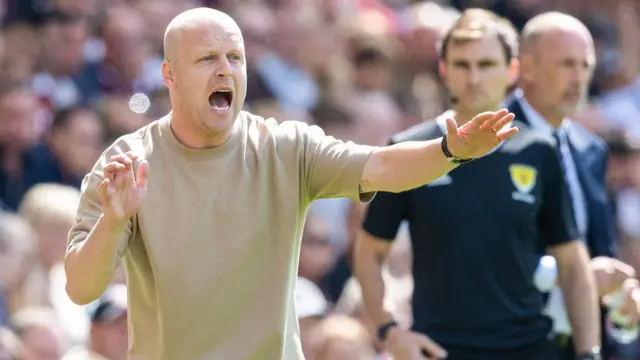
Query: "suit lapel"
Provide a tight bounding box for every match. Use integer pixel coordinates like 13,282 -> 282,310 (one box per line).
565,124 -> 599,251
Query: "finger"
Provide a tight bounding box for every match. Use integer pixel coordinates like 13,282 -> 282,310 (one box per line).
497,127 -> 519,141
120,168 -> 133,193
602,294 -> 613,307
627,297 -> 640,324
409,347 -> 427,360
633,293 -> 640,324
420,349 -> 436,359
492,113 -> 515,131
108,186 -> 125,219
100,179 -> 125,218
109,154 -> 133,168
620,295 -> 636,322
479,109 -> 509,130
103,162 -> 126,178
136,160 -> 149,191
98,178 -> 111,203
623,278 -> 640,292
613,260 -> 636,278
615,272 -> 632,289
114,167 -> 125,189
445,117 -> 458,138
418,335 -> 447,359
470,111 -> 497,129
124,152 -> 138,161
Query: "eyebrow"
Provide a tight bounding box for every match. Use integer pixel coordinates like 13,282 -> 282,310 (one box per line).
451,58 -> 500,66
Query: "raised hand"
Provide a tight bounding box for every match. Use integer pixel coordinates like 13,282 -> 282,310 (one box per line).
445,108 -> 518,159
98,152 -> 149,225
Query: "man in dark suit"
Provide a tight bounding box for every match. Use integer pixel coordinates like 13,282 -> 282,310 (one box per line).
509,11 -> 640,360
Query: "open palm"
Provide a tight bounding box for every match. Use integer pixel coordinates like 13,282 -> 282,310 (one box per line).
445,109 -> 518,159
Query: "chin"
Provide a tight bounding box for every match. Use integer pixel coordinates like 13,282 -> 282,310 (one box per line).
558,104 -> 580,118
461,101 -> 491,114
201,115 -> 233,135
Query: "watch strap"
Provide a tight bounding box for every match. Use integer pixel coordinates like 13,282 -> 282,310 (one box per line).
575,347 -> 601,360
441,135 -> 473,164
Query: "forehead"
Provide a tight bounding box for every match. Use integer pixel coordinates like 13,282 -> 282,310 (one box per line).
536,29 -> 593,58
181,20 -> 244,51
446,33 -> 506,62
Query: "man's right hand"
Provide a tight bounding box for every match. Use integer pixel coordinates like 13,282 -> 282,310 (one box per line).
385,327 -> 448,360
98,152 -> 149,225
590,256 -> 636,297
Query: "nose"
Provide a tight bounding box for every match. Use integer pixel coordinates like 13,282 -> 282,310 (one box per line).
570,63 -> 591,86
467,66 -> 481,86
215,57 -> 232,78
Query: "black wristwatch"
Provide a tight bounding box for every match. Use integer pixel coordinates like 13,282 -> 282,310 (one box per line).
575,346 -> 601,360
377,320 -> 398,342
441,135 -> 473,165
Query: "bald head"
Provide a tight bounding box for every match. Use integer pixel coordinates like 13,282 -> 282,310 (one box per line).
518,12 -> 595,126
160,7 -> 247,147
520,12 -> 593,55
163,7 -> 243,62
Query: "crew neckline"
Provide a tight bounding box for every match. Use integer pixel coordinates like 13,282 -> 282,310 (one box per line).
159,111 -> 244,161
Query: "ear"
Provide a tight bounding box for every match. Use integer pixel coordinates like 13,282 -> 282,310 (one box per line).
49,130 -> 61,149
508,58 -> 520,87
438,60 -> 447,82
518,54 -> 535,82
162,60 -> 174,85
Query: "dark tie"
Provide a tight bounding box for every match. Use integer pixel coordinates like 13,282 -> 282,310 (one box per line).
553,129 -> 587,235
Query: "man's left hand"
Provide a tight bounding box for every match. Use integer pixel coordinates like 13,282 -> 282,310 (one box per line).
445,108 -> 518,159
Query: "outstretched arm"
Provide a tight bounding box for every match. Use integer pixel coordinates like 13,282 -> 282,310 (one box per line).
360,109 -> 516,193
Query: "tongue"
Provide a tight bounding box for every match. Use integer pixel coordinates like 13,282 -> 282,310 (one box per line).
210,92 -> 230,109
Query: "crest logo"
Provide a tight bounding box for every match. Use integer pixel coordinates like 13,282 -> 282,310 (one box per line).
509,164 -> 537,203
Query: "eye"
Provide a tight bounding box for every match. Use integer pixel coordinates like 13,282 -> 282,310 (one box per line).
479,60 -> 497,69
228,54 -> 243,61
201,55 -> 216,62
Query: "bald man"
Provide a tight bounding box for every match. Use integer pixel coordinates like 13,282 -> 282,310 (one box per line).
508,11 -> 640,360
64,7 -> 517,360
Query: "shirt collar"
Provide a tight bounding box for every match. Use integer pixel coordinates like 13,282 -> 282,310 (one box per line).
514,89 -> 569,135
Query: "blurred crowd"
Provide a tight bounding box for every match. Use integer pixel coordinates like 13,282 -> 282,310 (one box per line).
0,0 -> 639,359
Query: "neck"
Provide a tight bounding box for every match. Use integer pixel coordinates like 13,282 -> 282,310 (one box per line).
169,112 -> 232,150
521,87 -> 564,128
2,149 -> 23,176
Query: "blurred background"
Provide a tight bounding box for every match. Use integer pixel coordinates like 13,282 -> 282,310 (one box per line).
0,0 -> 639,359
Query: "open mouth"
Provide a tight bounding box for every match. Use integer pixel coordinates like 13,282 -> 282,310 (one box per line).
208,89 -> 233,111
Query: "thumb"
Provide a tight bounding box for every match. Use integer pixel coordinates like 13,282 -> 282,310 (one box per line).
99,178 -> 125,218
98,178 -> 111,204
136,160 -> 149,194
445,117 -> 458,138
